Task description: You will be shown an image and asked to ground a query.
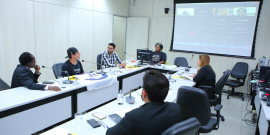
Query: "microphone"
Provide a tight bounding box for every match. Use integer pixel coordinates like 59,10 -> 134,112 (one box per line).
185,55 -> 194,71
166,65 -> 180,80
124,52 -> 132,57
82,60 -> 105,75
42,66 -> 73,84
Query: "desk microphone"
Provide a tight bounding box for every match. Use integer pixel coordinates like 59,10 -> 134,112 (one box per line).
124,52 -> 133,57
82,60 -> 105,75
166,65 -> 180,80
42,66 -> 73,84
185,55 -> 194,71
126,86 -> 141,104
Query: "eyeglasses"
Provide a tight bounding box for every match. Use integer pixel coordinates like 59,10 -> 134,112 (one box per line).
108,47 -> 113,50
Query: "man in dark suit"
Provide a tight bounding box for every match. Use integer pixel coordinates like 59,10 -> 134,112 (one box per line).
11,52 -> 61,91
106,70 -> 182,135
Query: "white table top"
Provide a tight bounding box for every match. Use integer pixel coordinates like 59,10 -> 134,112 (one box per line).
259,91 -> 270,121
0,83 -> 85,112
41,72 -> 196,135
0,63 -> 195,114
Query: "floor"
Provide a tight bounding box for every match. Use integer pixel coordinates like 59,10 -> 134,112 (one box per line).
204,92 -> 256,135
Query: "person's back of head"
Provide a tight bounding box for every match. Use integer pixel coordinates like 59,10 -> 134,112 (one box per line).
143,70 -> 169,102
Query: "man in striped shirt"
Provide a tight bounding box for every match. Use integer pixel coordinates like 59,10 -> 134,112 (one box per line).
101,43 -> 126,68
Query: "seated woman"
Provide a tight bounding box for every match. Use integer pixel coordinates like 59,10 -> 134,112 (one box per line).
193,54 -> 216,98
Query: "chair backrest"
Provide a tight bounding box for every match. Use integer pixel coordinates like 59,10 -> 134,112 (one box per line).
52,63 -> 64,79
231,62 -> 248,79
97,54 -> 102,70
176,86 -> 211,126
0,78 -> 10,91
214,69 -> 231,94
161,117 -> 201,135
174,57 -> 188,67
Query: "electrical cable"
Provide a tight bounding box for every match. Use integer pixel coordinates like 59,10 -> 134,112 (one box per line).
132,0 -> 136,6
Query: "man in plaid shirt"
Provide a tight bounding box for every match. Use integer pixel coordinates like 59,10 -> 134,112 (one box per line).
101,43 -> 126,68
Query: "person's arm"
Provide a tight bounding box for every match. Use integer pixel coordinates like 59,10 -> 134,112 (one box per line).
115,53 -> 126,67
33,65 -> 41,79
61,64 -> 69,77
193,67 -> 207,82
18,69 -> 46,90
78,61 -> 84,73
102,52 -> 116,67
115,53 -> 122,64
160,53 -> 167,64
106,113 -> 133,135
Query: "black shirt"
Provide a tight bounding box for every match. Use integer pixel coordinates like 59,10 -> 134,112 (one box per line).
193,65 -> 216,98
152,51 -> 167,64
61,60 -> 84,76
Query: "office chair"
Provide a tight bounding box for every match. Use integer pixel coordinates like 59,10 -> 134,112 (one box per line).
97,54 -> 102,70
224,62 -> 249,101
176,86 -> 223,134
0,78 -> 10,91
199,69 -> 231,121
52,63 -> 64,79
174,57 -> 188,67
161,117 -> 201,135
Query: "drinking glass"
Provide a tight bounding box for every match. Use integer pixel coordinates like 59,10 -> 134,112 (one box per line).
58,76 -> 63,86
75,112 -> 83,130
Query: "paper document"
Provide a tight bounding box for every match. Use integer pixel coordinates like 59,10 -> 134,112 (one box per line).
168,90 -> 173,95
182,74 -> 193,80
40,127 -> 76,135
115,108 -> 132,118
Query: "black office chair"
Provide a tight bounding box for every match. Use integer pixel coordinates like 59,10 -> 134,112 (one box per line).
199,69 -> 231,121
176,86 -> 223,134
161,117 -> 201,135
97,54 -> 102,70
224,62 -> 248,101
174,57 -> 188,67
0,78 -> 10,91
52,63 -> 64,79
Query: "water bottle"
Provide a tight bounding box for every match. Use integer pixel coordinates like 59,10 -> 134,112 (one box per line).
131,55 -> 135,63
117,90 -> 124,105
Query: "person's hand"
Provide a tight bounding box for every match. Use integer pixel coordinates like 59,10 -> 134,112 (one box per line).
193,73 -> 197,77
119,62 -> 126,68
49,86 -> 61,92
35,65 -> 40,73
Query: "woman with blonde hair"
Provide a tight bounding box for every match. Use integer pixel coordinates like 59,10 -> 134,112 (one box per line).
193,54 -> 216,98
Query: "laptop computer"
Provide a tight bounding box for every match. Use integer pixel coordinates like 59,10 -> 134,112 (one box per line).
259,66 -> 270,80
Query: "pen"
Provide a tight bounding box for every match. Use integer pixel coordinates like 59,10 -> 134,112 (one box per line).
98,120 -> 105,128
100,120 -> 109,129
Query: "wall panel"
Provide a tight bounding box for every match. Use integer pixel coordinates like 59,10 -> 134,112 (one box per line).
69,8 -> 94,72
34,2 -> 69,82
0,0 -> 35,85
93,12 -> 113,70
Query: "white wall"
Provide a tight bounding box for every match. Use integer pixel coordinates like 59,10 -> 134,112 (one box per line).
0,0 -> 129,85
113,16 -> 126,60
130,0 -> 270,93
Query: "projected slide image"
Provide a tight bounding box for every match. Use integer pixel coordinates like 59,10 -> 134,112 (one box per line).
233,7 -> 257,16
177,8 -> 195,16
173,1 -> 261,57
213,8 -> 233,16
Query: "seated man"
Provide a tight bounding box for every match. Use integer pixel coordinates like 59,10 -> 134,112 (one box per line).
101,43 -> 126,68
62,47 -> 84,76
106,70 -> 182,135
152,42 -> 167,64
11,52 -> 61,91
